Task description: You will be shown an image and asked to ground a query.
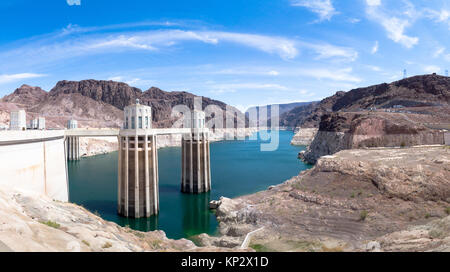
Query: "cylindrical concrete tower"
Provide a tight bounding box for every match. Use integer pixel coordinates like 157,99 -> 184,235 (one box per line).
181,110 -> 211,194
118,99 -> 159,218
66,136 -> 80,160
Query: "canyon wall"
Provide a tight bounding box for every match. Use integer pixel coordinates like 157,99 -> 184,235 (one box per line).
299,112 -> 445,164
290,128 -> 318,146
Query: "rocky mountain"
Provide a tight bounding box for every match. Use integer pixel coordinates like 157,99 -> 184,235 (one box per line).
246,101 -> 314,127
280,74 -> 450,128
2,84 -> 47,106
0,80 -> 246,129
246,102 -> 314,116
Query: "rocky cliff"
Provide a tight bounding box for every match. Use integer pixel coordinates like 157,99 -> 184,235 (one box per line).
299,112 -> 445,164
202,146 -> 450,252
290,128 -> 318,146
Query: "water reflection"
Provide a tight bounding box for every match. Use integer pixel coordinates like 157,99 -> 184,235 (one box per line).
181,192 -> 212,238
119,215 -> 159,231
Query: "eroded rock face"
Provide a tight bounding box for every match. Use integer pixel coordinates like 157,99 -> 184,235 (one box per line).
313,148 -> 450,202
300,112 -> 445,164
375,215 -> 450,252
291,128 -> 318,146
79,137 -> 118,157
299,131 -> 348,164
205,147 -> 450,252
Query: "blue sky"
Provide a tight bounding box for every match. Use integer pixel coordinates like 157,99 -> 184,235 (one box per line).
0,0 -> 449,111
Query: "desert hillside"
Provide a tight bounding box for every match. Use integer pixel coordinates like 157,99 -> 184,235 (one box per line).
0,80 -> 246,129
202,146 -> 450,252
281,74 -> 450,128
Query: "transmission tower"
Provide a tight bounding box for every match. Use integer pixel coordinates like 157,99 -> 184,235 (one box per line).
446,69 -> 449,77
403,69 -> 407,79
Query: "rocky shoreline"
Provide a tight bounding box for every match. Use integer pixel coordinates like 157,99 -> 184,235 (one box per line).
199,146 -> 450,252
290,128 -> 318,146
0,186 -> 252,252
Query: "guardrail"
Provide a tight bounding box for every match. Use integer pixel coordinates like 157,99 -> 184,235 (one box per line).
240,227 -> 265,249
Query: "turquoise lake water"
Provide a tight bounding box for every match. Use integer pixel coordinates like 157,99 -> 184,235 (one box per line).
68,130 -> 311,239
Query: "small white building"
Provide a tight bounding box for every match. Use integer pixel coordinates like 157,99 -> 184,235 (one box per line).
38,117 -> 45,130
10,110 -> 27,130
28,119 -> 38,130
28,117 -> 45,130
67,119 -> 78,129
123,99 -> 152,129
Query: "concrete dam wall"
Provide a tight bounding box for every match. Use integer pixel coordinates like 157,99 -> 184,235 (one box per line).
0,131 -> 68,201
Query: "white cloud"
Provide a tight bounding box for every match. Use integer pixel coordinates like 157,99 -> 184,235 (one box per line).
0,73 -> 46,84
423,65 -> 440,74
210,83 -> 289,92
445,54 -> 450,62
291,0 -> 337,21
365,1 -> 419,48
205,65 -> 361,83
433,47 -> 445,58
0,28 -> 362,69
209,82 -> 293,95
107,76 -> 123,82
348,18 -> 361,24
371,41 -> 379,54
366,0 -> 381,7
425,9 -> 450,23
204,31 -> 298,60
367,65 -> 381,72
295,67 -> 361,82
306,43 -> 358,62
107,76 -> 154,87
5,30 -> 298,61
66,0 -> 81,6
210,68 -> 280,76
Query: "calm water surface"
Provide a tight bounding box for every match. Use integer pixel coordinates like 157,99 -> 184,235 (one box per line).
68,130 -> 311,239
